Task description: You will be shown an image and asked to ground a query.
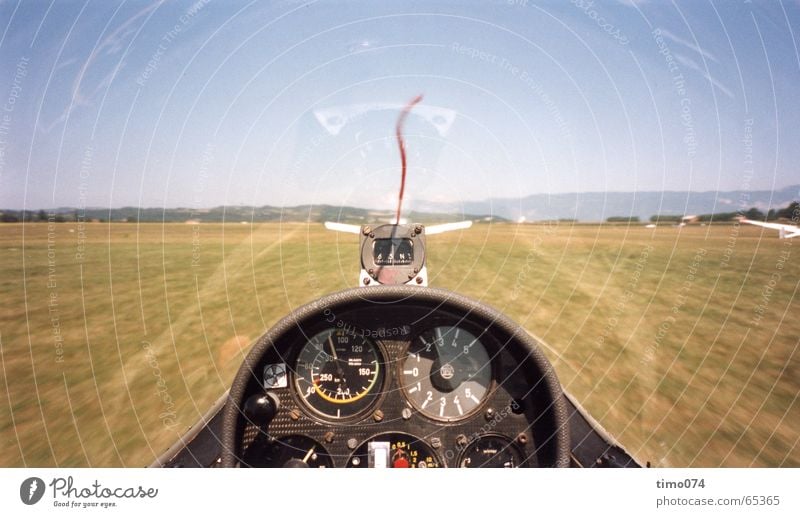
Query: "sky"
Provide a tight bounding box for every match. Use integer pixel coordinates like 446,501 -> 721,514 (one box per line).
0,0 -> 798,210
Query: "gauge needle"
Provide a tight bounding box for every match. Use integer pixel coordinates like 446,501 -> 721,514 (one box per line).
327,335 -> 339,361
435,327 -> 456,362
328,335 -> 348,389
302,446 -> 315,464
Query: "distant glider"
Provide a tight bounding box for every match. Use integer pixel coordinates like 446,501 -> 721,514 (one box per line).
738,217 -> 800,239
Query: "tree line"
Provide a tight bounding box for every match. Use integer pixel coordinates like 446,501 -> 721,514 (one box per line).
604,201 -> 798,224
0,210 -> 92,223
647,201 -> 799,223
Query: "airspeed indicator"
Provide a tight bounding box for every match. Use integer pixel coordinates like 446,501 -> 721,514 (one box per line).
294,329 -> 384,420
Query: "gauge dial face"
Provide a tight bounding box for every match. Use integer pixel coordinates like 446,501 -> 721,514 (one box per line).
246,435 -> 333,468
400,326 -> 492,421
458,435 -> 524,468
294,329 -> 384,420
348,433 -> 441,468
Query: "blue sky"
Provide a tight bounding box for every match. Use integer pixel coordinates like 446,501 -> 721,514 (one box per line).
0,0 -> 798,210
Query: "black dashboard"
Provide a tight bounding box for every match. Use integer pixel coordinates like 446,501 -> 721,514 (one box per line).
219,286 -> 571,468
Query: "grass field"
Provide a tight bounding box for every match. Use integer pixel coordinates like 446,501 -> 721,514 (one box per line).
0,221 -> 798,467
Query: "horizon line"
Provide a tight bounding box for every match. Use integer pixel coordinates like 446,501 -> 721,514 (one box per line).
3,184 -> 798,212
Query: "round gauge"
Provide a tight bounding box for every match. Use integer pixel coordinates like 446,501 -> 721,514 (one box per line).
245,435 -> 333,468
400,326 -> 492,421
458,435 -> 525,468
348,433 -> 441,468
294,328 -> 384,420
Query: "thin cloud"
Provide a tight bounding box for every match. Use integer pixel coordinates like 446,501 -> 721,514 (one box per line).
659,28 -> 718,63
674,52 -> 735,99
54,57 -> 78,71
43,1 -> 163,133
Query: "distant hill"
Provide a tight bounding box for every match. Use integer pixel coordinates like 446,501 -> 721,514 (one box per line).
410,185 -> 800,222
0,205 -> 507,224
3,185 -> 797,223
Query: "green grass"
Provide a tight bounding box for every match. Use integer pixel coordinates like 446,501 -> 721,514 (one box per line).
0,221 -> 797,467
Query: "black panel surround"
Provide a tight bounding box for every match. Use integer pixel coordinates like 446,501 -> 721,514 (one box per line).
219,286 -> 572,468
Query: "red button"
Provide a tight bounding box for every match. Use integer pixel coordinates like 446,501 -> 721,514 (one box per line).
393,457 -> 410,468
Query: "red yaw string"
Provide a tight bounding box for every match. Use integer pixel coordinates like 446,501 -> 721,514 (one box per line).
395,94 -> 423,224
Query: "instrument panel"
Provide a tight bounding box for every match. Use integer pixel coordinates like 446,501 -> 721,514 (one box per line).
224,286 -> 570,468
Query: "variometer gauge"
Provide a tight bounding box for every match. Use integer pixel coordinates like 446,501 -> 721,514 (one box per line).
293,329 -> 385,420
400,326 -> 492,421
458,434 -> 524,468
